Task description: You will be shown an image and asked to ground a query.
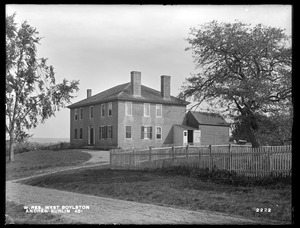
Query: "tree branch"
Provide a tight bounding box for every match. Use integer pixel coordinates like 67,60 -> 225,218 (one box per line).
269,88 -> 292,102
6,123 -> 10,133
233,97 -> 244,114
17,98 -> 40,123
224,54 -> 244,80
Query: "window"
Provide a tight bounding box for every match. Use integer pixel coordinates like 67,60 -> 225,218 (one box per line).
90,106 -> 94,119
141,126 -> 152,139
125,102 -> 132,116
80,108 -> 83,120
100,126 -> 107,139
125,126 -> 131,139
74,129 -> 78,140
101,104 -> 105,118
79,128 -> 83,139
104,126 -> 108,138
156,104 -> 162,117
108,125 -> 113,139
144,103 -> 150,117
156,126 -> 162,139
74,109 -> 78,120
108,102 -> 112,116
100,126 -> 102,139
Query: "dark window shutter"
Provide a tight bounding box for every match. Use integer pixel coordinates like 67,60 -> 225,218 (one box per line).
150,127 -> 152,139
141,126 -> 144,139
111,126 -> 113,138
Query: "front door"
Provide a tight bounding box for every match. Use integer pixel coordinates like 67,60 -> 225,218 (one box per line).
193,130 -> 201,145
183,130 -> 188,146
89,125 -> 94,145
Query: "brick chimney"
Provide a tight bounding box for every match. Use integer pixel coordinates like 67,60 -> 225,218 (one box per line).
161,75 -> 171,99
87,89 -> 92,98
131,71 -> 141,97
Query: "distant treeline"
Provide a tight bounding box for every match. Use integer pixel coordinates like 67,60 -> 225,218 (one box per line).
27,138 -> 70,144
5,141 -> 70,155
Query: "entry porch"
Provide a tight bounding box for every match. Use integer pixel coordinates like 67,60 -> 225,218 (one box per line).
173,124 -> 201,146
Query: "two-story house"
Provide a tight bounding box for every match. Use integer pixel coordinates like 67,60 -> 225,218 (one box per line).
67,71 -> 230,149
68,71 -> 190,149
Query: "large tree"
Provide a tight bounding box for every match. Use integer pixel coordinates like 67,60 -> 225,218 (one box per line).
231,113 -> 292,146
6,13 -> 79,161
180,21 -> 292,147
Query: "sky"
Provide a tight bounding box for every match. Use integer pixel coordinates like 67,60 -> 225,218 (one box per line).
6,4 -> 292,139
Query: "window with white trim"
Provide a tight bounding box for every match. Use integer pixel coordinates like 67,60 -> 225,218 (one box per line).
74,128 -> 78,140
80,108 -> 83,120
90,106 -> 94,119
74,109 -> 78,120
144,103 -> 150,117
108,125 -> 113,139
100,126 -> 107,139
108,102 -> 112,116
79,128 -> 83,139
125,126 -> 131,139
125,102 -> 132,116
141,126 -> 152,139
156,126 -> 162,139
101,104 -> 105,118
156,104 -> 162,117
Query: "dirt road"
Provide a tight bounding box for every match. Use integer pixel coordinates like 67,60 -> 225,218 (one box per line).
81,150 -> 110,164
6,180 -> 261,224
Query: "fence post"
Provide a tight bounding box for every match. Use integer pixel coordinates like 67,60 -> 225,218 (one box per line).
110,149 -> 113,168
132,149 -> 136,169
209,145 -> 212,171
229,144 -> 232,172
172,146 -> 175,161
198,147 -> 201,169
186,144 -> 189,159
149,146 -> 152,163
268,147 -> 271,175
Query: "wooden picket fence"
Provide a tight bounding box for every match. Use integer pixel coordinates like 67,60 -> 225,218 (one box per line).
110,144 -> 292,177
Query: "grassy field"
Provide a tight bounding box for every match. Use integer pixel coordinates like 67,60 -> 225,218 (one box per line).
6,149 -> 91,180
22,167 -> 292,224
6,149 -> 92,224
6,149 -> 292,224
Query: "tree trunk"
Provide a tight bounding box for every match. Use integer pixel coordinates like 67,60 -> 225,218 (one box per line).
9,130 -> 15,162
246,120 -> 260,148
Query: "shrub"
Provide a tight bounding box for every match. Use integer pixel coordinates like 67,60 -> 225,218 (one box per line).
155,166 -> 291,187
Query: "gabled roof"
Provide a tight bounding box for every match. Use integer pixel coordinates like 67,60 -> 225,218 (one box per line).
68,82 -> 189,109
188,111 -> 230,127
